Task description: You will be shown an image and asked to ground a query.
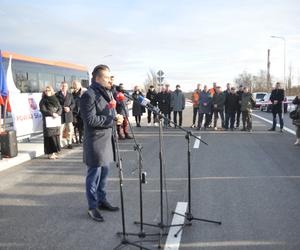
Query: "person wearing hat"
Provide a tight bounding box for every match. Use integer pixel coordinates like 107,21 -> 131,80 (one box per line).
171,84 -> 185,127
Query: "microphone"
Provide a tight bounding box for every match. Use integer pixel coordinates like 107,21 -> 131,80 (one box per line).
116,92 -> 126,102
122,92 -> 149,106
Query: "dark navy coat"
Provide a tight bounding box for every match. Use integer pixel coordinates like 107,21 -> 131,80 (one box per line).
80,82 -> 115,167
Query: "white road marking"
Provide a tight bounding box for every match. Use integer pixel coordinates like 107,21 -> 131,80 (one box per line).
193,136 -> 201,148
178,240 -> 287,248
164,202 -> 187,250
252,113 -> 296,135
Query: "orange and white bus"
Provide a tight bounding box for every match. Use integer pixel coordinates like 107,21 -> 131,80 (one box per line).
1,51 -> 89,139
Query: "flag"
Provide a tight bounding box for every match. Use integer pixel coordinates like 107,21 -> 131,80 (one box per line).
0,50 -> 12,112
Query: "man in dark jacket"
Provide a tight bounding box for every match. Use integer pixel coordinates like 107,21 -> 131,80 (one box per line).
225,87 -> 239,130
268,82 -> 285,132
146,85 -> 158,126
72,80 -> 86,144
56,82 -> 75,149
80,65 -> 119,222
157,86 -> 172,128
212,86 -> 225,130
171,84 -> 185,127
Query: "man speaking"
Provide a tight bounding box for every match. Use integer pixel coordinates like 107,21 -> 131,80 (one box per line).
80,65 -> 120,222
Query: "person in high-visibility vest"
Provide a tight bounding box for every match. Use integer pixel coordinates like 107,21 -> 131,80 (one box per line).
191,84 -> 202,128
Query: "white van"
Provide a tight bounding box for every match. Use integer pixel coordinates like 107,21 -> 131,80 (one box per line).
253,92 -> 267,108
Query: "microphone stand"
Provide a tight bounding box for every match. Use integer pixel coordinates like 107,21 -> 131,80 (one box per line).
128,96 -> 221,242
110,93 -> 150,250
115,95 -> 159,250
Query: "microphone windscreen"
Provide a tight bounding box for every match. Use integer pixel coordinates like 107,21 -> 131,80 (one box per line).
138,96 -> 150,106
116,92 -> 125,101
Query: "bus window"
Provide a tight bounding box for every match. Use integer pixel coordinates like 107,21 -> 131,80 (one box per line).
27,72 -> 39,92
55,75 -> 64,91
64,75 -> 71,85
39,73 -> 53,91
15,71 -> 28,93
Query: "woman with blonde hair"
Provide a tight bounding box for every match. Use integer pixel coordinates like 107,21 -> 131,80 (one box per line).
39,86 -> 62,159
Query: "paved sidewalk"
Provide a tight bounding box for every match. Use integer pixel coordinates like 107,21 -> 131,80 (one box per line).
0,134 -> 44,172
0,114 -> 145,172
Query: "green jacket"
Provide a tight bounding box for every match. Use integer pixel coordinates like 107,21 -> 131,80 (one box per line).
241,92 -> 255,112
212,92 -> 225,111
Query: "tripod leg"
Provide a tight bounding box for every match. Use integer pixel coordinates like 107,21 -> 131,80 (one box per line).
192,217 -> 222,225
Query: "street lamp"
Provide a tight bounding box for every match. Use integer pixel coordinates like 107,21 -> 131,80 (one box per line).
270,35 -> 286,89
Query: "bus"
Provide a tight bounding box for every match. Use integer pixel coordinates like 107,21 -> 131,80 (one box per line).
1,51 -> 89,139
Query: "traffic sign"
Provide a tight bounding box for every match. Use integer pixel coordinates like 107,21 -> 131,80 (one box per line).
157,70 -> 164,77
157,76 -> 164,83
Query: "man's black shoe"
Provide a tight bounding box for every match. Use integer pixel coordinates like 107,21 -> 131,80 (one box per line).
88,209 -> 104,222
98,201 -> 119,212
268,128 -> 275,131
67,144 -> 73,149
280,129 -> 283,132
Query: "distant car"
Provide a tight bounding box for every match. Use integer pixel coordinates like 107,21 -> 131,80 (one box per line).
253,92 -> 267,109
260,93 -> 289,113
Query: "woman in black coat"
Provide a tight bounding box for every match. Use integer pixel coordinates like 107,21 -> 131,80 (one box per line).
39,86 -> 62,159
132,86 -> 145,127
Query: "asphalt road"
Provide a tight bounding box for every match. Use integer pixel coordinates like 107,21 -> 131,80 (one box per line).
0,106 -> 299,250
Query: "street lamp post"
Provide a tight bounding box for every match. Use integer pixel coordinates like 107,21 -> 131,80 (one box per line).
270,36 -> 286,89
270,36 -> 286,122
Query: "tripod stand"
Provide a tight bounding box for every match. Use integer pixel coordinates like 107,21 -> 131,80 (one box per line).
115,97 -> 159,250
172,130 -> 222,237
134,117 -> 183,248
111,96 -> 151,250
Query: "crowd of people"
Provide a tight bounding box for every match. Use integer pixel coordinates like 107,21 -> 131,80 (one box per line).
38,64 -> 300,223
39,80 -> 86,159
191,82 -> 255,131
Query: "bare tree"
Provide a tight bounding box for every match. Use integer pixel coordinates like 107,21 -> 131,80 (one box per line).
234,71 -> 253,91
144,69 -> 159,91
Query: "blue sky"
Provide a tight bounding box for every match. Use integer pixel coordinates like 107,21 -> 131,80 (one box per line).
1,0 -> 300,91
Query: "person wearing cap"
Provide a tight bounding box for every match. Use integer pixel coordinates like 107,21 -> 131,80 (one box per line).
212,86 -> 225,130
191,84 -> 202,128
146,85 -> 158,126
224,87 -> 239,130
236,85 -> 244,128
171,84 -> 185,127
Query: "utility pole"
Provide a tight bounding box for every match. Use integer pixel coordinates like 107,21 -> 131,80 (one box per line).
267,49 -> 271,91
